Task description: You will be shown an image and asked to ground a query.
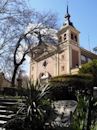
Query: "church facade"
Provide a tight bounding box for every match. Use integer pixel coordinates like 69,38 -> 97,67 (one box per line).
29,7 -> 97,82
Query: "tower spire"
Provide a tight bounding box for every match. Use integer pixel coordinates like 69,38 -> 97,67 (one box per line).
66,4 -> 70,17
64,4 -> 74,27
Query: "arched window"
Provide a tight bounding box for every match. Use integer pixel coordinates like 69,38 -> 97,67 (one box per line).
64,33 -> 66,41
75,35 -> 77,42
71,33 -> 74,40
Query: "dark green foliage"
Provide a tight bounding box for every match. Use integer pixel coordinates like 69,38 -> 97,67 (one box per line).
4,117 -> 26,130
79,59 -> 97,86
71,93 -> 88,130
79,60 -> 97,130
50,74 -> 93,88
50,74 -> 93,100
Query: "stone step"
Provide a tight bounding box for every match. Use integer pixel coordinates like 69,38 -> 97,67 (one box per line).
0,121 -> 7,124
0,98 -> 18,102
0,114 -> 15,121
0,120 -> 7,128
0,106 -> 6,109
0,104 -> 17,112
0,109 -> 14,116
0,110 -> 13,113
0,128 -> 5,130
0,97 -> 22,129
0,114 -> 15,118
0,101 -> 17,105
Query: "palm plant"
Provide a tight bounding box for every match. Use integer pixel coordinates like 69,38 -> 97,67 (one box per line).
4,81 -> 55,130
71,91 -> 88,130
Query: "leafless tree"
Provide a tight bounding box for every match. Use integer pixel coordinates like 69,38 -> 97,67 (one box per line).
0,0 -> 58,86
0,0 -> 33,77
11,12 -> 58,87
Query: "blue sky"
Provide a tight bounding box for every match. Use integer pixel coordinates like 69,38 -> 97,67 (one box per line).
28,0 -> 97,51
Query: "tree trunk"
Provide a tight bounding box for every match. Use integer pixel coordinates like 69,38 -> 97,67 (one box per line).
11,65 -> 18,87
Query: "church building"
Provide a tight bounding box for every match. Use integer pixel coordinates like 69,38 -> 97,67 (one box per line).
29,6 -> 97,82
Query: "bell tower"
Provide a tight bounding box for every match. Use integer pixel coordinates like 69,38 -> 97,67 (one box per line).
57,5 -> 81,74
